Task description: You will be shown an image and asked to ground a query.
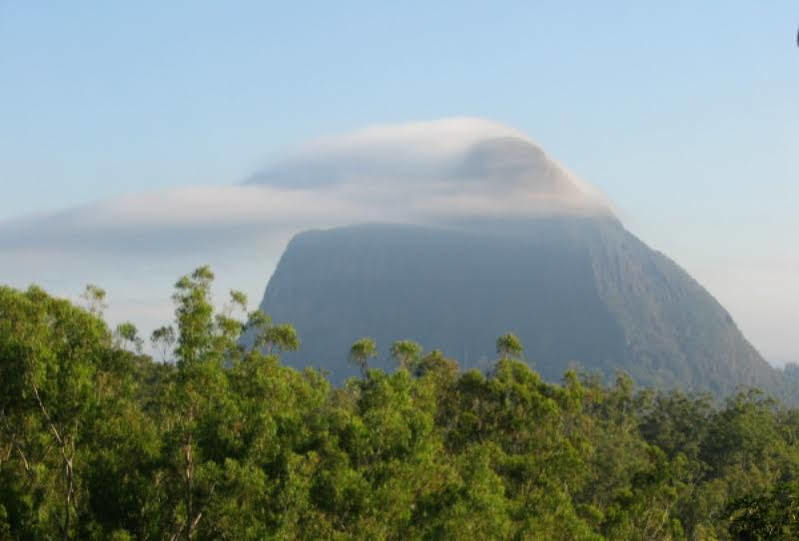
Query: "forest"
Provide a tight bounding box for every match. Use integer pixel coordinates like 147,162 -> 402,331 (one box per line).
2,266 -> 799,540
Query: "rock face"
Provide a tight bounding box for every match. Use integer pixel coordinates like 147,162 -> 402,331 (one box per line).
251,133 -> 780,394
257,217 -> 780,394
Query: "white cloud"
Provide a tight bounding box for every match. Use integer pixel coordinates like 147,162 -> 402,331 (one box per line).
0,117 -> 631,352
258,117 -> 530,170
0,185 -> 368,341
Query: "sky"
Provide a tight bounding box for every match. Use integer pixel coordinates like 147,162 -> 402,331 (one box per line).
1,1 -> 798,363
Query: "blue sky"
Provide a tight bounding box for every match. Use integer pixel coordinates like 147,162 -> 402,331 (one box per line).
1,1 -> 798,361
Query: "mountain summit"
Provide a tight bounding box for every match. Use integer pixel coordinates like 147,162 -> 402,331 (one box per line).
252,129 -> 781,396
450,136 -> 610,215
456,137 -> 587,196
247,119 -> 610,221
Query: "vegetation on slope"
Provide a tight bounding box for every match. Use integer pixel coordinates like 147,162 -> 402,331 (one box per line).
2,268 -> 799,539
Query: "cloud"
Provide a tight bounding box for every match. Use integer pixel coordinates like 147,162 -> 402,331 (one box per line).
1,186 -> 364,253
247,117 -> 612,215
247,117 -> 530,188
0,116 -> 612,344
0,185 -> 371,343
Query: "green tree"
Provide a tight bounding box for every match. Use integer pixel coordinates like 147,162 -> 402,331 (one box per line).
349,338 -> 377,378
162,268 -> 246,539
81,284 -> 108,316
0,286 -> 109,539
172,266 -> 217,367
726,483 -> 799,540
114,322 -> 144,354
496,332 -> 523,360
247,310 -> 300,355
150,325 -> 176,362
5,269 -> 799,539
390,339 -> 422,371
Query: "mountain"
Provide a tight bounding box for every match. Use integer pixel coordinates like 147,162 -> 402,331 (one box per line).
257,219 -> 780,394
252,136 -> 783,396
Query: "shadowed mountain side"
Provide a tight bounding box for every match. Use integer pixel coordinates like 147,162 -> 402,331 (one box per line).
255,219 -> 781,396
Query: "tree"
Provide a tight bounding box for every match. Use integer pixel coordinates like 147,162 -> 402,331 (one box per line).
726,483 -> 799,540
263,324 -> 300,355
8,269 -> 799,539
0,285 -> 109,539
150,325 -> 176,362
390,340 -> 422,371
172,266 -> 217,367
496,332 -> 523,360
114,322 -> 144,354
81,284 -> 107,316
163,267 -> 246,540
349,338 -> 377,377
247,311 -> 300,355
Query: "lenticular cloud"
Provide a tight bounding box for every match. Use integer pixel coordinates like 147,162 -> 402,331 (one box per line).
247,117 -> 611,217
0,117 -> 612,339
1,117 -> 611,254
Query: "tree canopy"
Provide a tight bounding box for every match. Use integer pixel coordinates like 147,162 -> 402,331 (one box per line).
1,269 -> 798,539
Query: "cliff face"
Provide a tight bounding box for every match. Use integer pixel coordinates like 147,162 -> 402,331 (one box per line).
256,218 -> 779,394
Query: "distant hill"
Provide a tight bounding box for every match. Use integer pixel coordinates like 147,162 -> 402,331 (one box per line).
256,218 -> 782,396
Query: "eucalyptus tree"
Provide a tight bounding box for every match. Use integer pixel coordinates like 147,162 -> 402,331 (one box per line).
390,339 -> 422,371
151,325 -> 177,362
81,284 -> 108,316
0,285 -> 110,539
496,332 -> 523,361
349,337 -> 377,378
161,267 -> 245,539
247,309 -> 299,355
114,322 -> 144,354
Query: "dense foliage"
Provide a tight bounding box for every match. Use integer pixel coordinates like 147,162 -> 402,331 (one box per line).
1,268 -> 798,540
